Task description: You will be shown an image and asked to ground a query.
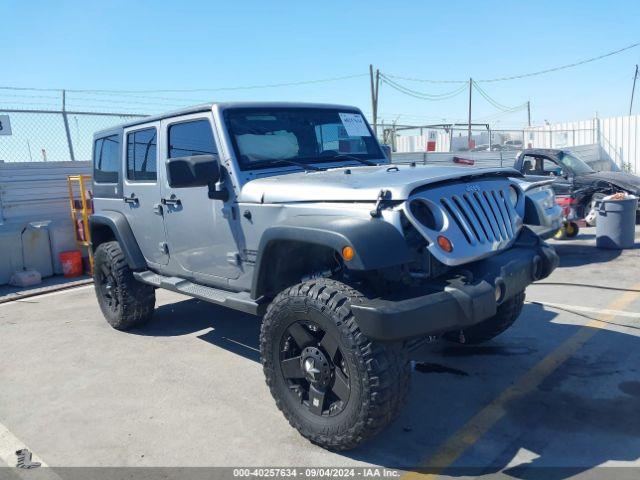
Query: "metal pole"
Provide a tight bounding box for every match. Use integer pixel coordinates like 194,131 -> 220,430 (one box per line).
449,125 -> 454,153
375,69 -> 380,131
630,64 -> 638,116
527,101 -> 531,126
61,90 -> 76,161
467,78 -> 472,149
26,139 -> 33,161
370,65 -> 378,137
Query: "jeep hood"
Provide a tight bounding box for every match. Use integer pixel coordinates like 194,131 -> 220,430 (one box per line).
239,164 -> 520,203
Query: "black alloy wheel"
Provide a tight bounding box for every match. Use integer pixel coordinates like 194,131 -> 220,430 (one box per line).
279,320 -> 350,417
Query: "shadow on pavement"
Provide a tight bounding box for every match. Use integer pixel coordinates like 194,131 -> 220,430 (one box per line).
131,298 -> 261,362
344,303 -> 640,478
129,294 -> 640,478
551,242 -> 627,267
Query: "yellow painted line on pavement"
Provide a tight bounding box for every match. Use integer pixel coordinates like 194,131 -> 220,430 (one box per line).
403,283 -> 640,479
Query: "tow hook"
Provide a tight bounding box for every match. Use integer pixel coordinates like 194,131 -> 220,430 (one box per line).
370,189 -> 391,218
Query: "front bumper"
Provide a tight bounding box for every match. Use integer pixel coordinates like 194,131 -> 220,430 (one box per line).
351,228 -> 559,341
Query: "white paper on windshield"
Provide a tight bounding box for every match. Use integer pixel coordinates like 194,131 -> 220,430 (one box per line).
338,113 -> 371,137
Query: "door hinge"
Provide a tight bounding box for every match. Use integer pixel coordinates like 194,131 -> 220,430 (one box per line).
227,252 -> 241,266
159,242 -> 169,254
153,203 -> 163,215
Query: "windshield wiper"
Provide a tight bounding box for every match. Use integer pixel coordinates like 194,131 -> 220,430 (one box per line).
272,159 -> 323,171
325,154 -> 377,166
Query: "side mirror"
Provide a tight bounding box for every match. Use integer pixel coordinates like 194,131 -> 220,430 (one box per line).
167,154 -> 228,201
166,154 -> 220,188
380,144 -> 392,160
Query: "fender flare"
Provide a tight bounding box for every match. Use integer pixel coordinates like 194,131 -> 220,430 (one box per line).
250,216 -> 412,299
89,211 -> 147,271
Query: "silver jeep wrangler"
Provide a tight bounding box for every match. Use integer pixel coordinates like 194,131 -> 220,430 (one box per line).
90,102 -> 558,450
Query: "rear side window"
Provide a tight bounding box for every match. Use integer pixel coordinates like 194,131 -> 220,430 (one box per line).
93,135 -> 120,183
168,119 -> 217,158
127,127 -> 157,181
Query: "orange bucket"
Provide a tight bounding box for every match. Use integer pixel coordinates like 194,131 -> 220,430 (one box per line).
59,250 -> 83,277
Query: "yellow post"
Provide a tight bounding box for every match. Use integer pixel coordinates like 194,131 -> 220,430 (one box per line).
66,174 -> 94,275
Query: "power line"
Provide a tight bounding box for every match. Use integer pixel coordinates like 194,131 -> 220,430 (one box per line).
473,105 -> 528,123
472,82 -> 527,112
380,74 -> 469,101
478,41 -> 640,82
381,74 -> 468,84
0,73 -> 368,95
383,41 -> 640,84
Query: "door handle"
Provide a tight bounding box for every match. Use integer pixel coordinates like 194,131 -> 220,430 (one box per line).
123,194 -> 139,204
161,195 -> 181,206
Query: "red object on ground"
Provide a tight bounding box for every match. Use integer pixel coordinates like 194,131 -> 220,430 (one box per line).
453,156 -> 475,165
59,250 -> 83,277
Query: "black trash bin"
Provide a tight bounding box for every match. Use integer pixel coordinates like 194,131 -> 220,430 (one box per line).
595,195 -> 638,249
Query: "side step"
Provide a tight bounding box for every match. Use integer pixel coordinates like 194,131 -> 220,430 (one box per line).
133,271 -> 265,316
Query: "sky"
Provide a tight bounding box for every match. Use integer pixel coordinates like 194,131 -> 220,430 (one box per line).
3,0 -> 640,128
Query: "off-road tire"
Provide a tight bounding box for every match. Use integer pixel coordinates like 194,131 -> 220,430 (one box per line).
445,291 -> 526,344
93,241 -> 155,330
260,279 -> 410,451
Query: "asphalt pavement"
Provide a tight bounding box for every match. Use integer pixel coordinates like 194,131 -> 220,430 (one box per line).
1,226 -> 639,479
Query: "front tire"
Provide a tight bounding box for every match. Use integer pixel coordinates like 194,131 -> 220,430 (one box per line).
260,279 -> 409,451
93,241 -> 155,330
445,291 -> 526,344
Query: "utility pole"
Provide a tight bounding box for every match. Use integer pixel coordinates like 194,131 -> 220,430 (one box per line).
527,101 -> 531,126
369,64 -> 380,137
467,78 -> 472,149
630,64 -> 638,115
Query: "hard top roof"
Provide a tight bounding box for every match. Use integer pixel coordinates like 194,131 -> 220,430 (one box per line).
94,101 -> 362,137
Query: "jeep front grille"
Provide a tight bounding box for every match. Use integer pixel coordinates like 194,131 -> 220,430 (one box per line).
440,189 -> 517,245
403,179 -> 524,266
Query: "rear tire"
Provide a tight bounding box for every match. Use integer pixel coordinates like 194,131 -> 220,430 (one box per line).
260,279 -> 409,451
93,241 -> 155,330
445,291 -> 526,344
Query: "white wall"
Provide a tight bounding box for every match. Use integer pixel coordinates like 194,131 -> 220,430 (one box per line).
0,161 -> 91,224
391,114 -> 640,174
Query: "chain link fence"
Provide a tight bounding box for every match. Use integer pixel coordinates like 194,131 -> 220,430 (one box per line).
373,123 -> 601,154
0,104 -> 633,174
0,109 -> 144,162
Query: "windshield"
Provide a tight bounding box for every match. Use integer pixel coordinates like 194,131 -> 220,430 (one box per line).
224,108 -> 384,170
556,151 -> 594,175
